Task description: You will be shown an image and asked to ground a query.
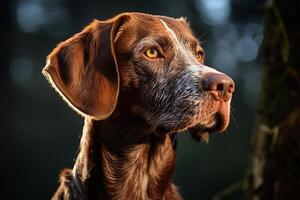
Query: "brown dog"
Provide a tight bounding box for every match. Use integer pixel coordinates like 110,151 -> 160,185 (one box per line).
43,12 -> 235,200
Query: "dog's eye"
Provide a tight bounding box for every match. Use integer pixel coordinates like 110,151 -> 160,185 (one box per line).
145,48 -> 158,59
196,50 -> 204,62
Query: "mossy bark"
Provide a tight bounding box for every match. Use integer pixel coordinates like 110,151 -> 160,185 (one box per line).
248,0 -> 300,199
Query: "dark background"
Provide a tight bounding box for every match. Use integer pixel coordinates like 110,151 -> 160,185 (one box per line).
1,0 -> 265,199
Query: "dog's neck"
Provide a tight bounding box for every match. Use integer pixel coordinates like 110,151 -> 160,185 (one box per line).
73,113 -> 177,200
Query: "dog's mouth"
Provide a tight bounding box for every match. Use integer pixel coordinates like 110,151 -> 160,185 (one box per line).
151,99 -> 231,139
188,102 -> 230,143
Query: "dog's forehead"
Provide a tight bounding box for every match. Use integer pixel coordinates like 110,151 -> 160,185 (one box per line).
121,13 -> 197,46
157,16 -> 195,40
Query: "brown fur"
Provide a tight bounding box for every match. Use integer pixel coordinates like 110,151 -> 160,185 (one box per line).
44,12 -> 234,200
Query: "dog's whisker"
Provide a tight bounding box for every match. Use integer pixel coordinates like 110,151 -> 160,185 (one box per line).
230,107 -> 239,129
197,29 -> 210,41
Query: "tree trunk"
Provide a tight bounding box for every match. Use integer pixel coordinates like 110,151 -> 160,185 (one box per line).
248,0 -> 300,199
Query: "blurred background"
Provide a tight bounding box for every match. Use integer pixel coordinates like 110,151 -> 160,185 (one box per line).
1,0 -> 266,199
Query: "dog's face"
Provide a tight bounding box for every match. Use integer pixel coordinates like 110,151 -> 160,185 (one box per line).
43,13 -> 234,141
114,14 -> 234,139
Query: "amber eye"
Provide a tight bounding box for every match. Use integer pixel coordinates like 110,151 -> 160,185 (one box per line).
196,50 -> 204,62
145,48 -> 158,59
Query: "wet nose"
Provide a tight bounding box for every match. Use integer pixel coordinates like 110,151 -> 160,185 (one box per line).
202,73 -> 235,101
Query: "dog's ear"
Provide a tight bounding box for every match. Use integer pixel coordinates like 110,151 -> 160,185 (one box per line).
43,14 -> 130,120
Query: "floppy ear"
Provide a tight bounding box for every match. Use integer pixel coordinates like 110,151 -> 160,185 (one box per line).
42,14 -> 130,120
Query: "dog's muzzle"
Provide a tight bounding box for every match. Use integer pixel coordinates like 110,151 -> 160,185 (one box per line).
189,72 -> 235,143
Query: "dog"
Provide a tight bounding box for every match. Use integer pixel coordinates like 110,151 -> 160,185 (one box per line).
43,12 -> 235,200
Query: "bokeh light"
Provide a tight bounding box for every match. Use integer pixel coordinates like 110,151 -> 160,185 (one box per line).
196,0 -> 231,25
9,57 -> 34,85
16,2 -> 46,33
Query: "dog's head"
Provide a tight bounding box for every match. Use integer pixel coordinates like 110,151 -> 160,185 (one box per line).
43,13 -> 234,141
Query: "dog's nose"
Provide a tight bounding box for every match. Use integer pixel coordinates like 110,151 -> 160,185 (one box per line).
202,73 -> 235,101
